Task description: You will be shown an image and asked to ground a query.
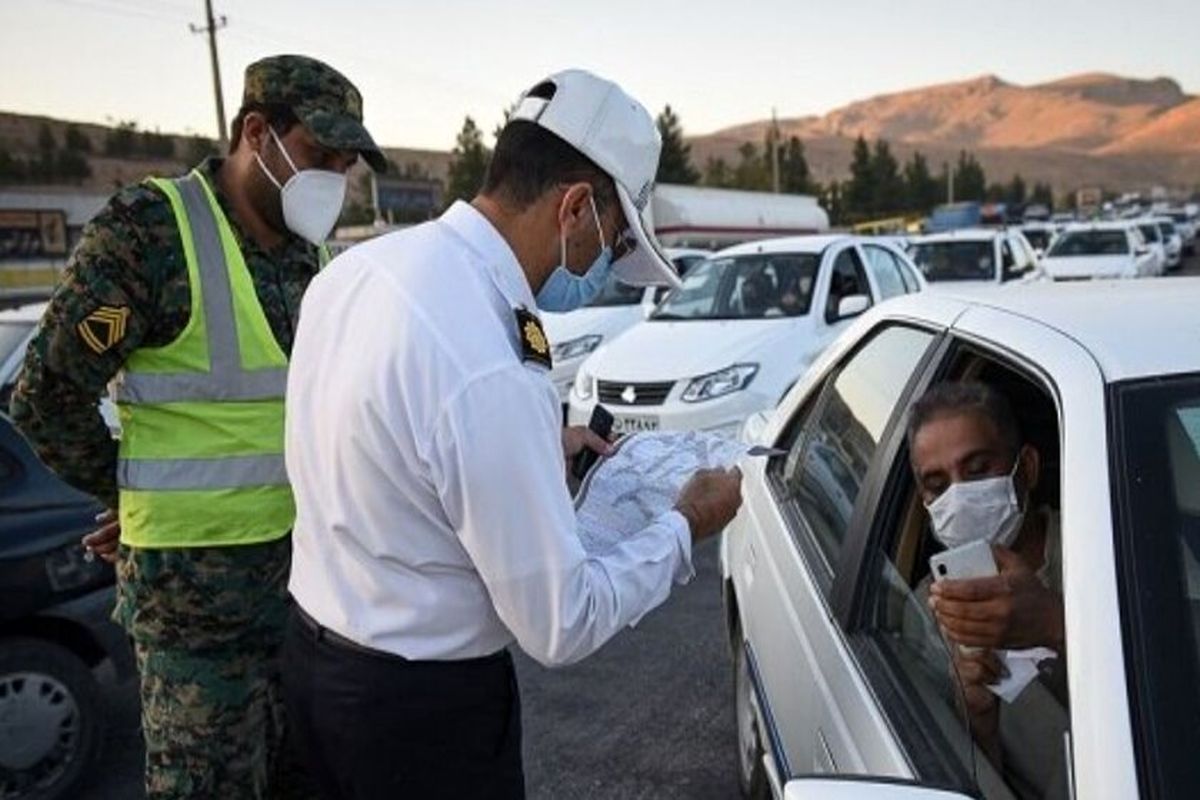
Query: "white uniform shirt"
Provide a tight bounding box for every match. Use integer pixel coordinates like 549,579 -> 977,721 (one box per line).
286,201 -> 694,665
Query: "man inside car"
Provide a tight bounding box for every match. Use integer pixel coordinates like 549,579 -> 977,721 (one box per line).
907,380 -> 1068,781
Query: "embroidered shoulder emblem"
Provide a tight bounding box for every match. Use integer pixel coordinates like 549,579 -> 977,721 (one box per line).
514,307 -> 552,369
77,305 -> 130,355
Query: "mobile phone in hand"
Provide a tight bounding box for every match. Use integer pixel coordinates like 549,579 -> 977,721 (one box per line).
572,405 -> 614,482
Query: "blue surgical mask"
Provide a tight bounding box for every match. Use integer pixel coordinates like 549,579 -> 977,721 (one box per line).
536,195 -> 612,313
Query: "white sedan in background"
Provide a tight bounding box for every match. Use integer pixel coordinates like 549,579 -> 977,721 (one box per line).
543,248 -> 709,404
567,235 -> 923,437
1151,217 -> 1183,271
722,279 -> 1200,800
907,228 -> 1041,289
1039,222 -> 1158,280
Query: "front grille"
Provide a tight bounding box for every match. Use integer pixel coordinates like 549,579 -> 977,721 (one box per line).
597,380 -> 675,406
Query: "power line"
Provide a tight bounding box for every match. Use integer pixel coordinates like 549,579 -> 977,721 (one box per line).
189,0 -> 228,145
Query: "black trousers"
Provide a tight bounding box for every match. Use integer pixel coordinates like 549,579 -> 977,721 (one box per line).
282,606 -> 525,799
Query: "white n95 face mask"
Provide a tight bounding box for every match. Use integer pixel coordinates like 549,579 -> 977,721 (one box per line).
926,458 -> 1024,550
256,127 -> 347,245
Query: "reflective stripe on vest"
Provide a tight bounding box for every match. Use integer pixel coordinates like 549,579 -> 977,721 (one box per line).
114,175 -> 287,404
116,170 -> 294,548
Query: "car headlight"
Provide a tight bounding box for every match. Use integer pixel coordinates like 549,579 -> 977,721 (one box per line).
573,369 -> 595,401
552,334 -> 602,361
45,539 -> 111,592
681,364 -> 758,403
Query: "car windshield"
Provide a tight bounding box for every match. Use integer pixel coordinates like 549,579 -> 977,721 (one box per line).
1159,222 -> 1177,236
1114,374 -> 1200,791
0,320 -> 35,365
1046,230 -> 1130,257
586,273 -> 645,308
652,253 -> 819,321
907,240 -> 995,282
1138,224 -> 1161,243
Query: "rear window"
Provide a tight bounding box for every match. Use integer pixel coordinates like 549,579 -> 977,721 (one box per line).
1047,230 -> 1129,257
908,240 -> 995,282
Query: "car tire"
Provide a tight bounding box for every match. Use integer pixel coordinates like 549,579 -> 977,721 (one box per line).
0,637 -> 101,800
733,624 -> 771,800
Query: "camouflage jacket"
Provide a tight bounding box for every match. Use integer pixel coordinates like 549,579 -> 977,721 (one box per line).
9,158 -> 320,509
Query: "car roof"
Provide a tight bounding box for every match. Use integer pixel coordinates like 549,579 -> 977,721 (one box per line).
885,280 -> 1200,382
713,234 -> 851,258
0,301 -> 48,323
910,228 -> 1005,244
1060,221 -> 1135,232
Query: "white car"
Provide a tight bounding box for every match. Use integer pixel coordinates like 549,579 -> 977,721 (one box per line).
1164,209 -> 1196,255
1150,217 -> 1183,271
1039,222 -> 1157,280
0,300 -> 118,432
542,248 -> 709,404
907,228 -> 1041,289
0,301 -> 47,399
567,236 -> 923,437
1131,219 -> 1168,275
721,279 -> 1200,800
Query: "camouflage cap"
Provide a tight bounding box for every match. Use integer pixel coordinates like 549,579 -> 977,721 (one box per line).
243,54 -> 386,172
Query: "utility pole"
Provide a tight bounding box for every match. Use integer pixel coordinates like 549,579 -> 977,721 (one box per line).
190,0 -> 228,145
770,107 -> 780,194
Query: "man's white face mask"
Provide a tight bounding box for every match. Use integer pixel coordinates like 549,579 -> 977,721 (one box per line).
925,457 -> 1024,550
255,127 -> 347,245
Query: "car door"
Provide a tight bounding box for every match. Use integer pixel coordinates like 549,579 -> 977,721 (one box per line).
735,321 -> 943,785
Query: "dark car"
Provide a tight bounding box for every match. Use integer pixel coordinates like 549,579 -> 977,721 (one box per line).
0,415 -> 133,800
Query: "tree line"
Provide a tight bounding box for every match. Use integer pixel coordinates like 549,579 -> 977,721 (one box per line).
0,121 -> 218,187
442,106 -> 1058,224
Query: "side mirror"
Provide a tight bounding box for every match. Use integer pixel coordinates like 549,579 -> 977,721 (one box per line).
784,778 -> 974,800
835,294 -> 871,321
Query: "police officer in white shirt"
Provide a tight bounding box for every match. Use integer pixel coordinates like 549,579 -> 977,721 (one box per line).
281,69 -> 743,799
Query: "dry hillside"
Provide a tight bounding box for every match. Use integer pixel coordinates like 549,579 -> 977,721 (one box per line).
690,72 -> 1200,195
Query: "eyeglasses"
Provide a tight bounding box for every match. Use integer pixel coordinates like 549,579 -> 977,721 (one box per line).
613,227 -> 638,260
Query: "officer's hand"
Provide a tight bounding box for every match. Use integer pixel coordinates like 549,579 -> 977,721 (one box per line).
675,467 -> 743,544
561,425 -> 614,463
82,509 -> 120,564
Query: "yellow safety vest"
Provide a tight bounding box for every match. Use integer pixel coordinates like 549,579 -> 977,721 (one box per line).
115,169 -> 310,547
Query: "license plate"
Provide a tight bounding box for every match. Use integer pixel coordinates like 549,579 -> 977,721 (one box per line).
612,415 -> 660,434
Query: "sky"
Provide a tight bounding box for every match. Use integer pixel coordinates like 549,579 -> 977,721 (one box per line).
3,0 -> 1199,151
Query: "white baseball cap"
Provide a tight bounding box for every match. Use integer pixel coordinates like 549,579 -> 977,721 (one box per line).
509,69 -> 681,288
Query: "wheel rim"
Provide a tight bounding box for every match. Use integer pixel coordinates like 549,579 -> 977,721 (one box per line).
0,671 -> 82,796
735,648 -> 760,782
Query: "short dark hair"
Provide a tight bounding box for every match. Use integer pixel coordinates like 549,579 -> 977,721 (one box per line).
482,119 -> 617,212
907,380 -> 1022,459
228,102 -> 300,153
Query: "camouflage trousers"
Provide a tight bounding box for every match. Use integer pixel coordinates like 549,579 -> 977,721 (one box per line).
115,536 -> 311,799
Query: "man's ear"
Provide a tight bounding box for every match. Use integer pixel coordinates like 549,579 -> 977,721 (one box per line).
1018,444 -> 1041,494
557,182 -> 593,236
240,112 -> 270,153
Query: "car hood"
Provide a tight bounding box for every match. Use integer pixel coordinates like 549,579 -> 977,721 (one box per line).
543,306 -> 643,347
583,317 -> 809,382
1040,254 -> 1132,277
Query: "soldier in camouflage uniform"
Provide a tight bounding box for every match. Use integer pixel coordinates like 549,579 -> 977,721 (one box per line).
10,55 -> 385,799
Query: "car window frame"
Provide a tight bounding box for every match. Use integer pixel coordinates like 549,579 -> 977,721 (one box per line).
824,244 -> 875,324
1109,372 -> 1200,798
766,321 -> 947,602
836,333 -> 1072,797
861,243 -> 909,301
